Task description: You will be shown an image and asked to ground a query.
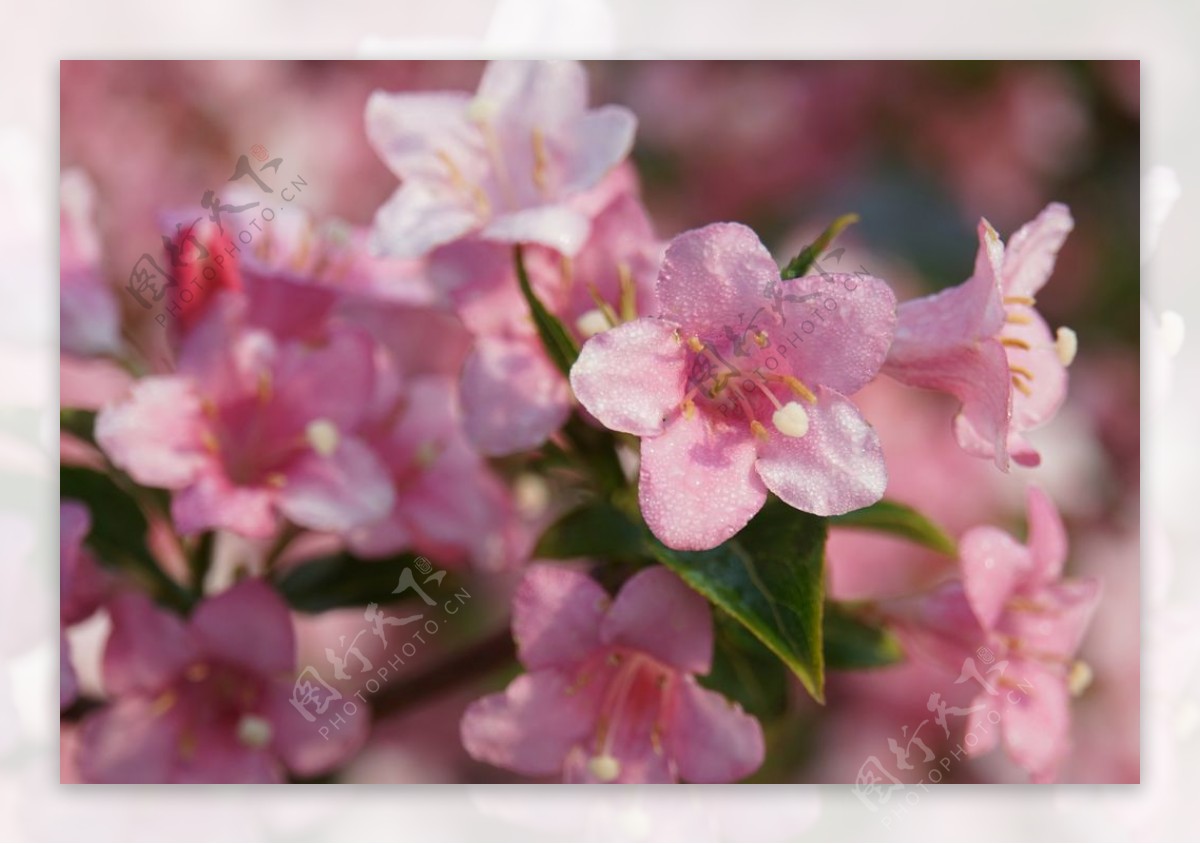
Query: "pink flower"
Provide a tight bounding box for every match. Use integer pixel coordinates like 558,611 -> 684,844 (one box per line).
95,300 -> 393,539
570,222 -> 895,549
461,565 -> 763,783
367,60 -> 636,258
957,486 -> 1101,782
883,203 -> 1076,469
60,170 -> 120,357
431,167 -> 663,455
61,501 -> 109,709
348,374 -> 524,570
76,580 -> 367,782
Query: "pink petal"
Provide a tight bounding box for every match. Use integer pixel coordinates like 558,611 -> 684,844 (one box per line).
1026,486 -> 1067,584
460,670 -> 598,776
656,223 -> 779,338
61,631 -> 78,709
365,90 -> 480,181
102,593 -> 196,696
171,469 -> 279,539
1000,578 -> 1101,660
963,692 -> 1001,757
476,60 -> 587,129
480,204 -> 591,256
999,662 -> 1071,782
1004,311 -> 1067,442
273,329 -> 377,432
77,698 -> 181,783
959,525 -> 1030,630
638,413 -> 767,551
753,387 -> 886,517
1001,203 -> 1074,300
371,182 -> 481,259
277,437 -> 395,534
570,318 -> 688,437
460,336 -> 572,456
61,500 -> 109,625
775,272 -> 896,395
886,581 -> 985,674
94,377 -> 210,489
512,565 -> 608,671
265,677 -> 370,777
562,105 -> 638,194
189,580 -> 295,677
668,677 -> 765,783
601,566 -> 712,674
173,723 -> 283,784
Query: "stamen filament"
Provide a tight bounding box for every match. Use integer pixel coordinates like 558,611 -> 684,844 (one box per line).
1004,295 -> 1036,306
1000,337 -> 1031,350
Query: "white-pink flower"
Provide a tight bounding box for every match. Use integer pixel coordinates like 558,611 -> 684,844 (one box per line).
367,60 -> 637,258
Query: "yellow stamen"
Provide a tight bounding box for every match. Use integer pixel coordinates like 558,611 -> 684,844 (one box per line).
1004,295 -> 1036,306
682,397 -> 696,420
256,371 -> 272,404
150,690 -> 177,717
265,472 -> 287,488
200,398 -> 217,418
750,420 -> 770,442
185,663 -> 210,682
531,127 -> 549,193
687,336 -> 705,353
200,430 -> 220,454
779,375 -> 817,404
1000,337 -> 1031,350
1068,661 -> 1094,697
585,281 -> 620,329
1055,326 -> 1078,366
617,262 -> 637,322
1012,376 -> 1032,396
1009,365 -> 1035,381
753,330 -> 769,348
1005,312 -> 1033,325
435,149 -> 466,191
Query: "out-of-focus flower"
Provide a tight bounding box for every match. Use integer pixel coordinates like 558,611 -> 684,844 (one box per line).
76,580 -> 367,783
571,222 -> 895,549
367,60 -> 636,258
884,203 -> 1075,470
60,170 -> 120,357
957,486 -> 1101,782
431,166 -> 662,455
60,501 -> 110,709
348,374 -> 523,570
461,565 -> 763,783
95,300 -> 392,539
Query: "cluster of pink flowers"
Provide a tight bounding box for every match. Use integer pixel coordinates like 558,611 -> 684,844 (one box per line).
59,60 -> 1100,785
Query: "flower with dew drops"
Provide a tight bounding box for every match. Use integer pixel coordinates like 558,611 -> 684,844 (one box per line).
883,203 -> 1076,469
570,222 -> 896,550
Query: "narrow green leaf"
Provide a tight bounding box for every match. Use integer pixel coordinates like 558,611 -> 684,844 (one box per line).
534,500 -> 647,561
514,244 -> 579,378
824,602 -> 905,670
649,497 -> 827,703
60,408 -> 98,446
780,213 -> 860,280
829,498 -> 957,556
276,551 -> 433,613
60,466 -> 192,612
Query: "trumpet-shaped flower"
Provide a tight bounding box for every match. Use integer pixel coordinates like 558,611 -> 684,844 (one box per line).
461,565 -> 764,783
367,60 -> 637,258
884,203 -> 1075,469
570,222 -> 895,549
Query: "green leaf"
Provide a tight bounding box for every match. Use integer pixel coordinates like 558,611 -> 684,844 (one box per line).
276,551 -> 438,613
514,244 -> 579,378
824,602 -> 905,670
649,497 -> 827,703
828,498 -> 957,556
60,465 -> 192,612
701,610 -> 790,720
60,408 -> 98,445
534,499 -> 647,561
780,213 -> 860,280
